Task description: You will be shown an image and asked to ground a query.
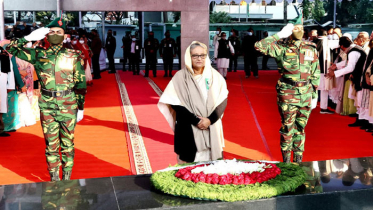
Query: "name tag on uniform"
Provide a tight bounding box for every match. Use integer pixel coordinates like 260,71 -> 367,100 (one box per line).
148,41 -> 151,45
304,50 -> 314,61
39,58 -> 50,63
226,44 -> 229,49
108,41 -> 110,45
233,41 -> 236,45
285,53 -> 296,56
169,44 -> 172,47
136,46 -> 139,50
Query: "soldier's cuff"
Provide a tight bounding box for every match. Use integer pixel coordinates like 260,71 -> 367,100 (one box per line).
273,34 -> 280,41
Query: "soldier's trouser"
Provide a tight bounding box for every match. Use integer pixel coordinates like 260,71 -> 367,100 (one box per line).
244,55 -> 258,76
277,93 -> 312,157
129,53 -> 140,74
107,51 -> 115,71
163,57 -> 173,76
145,56 -> 157,76
262,55 -> 270,69
92,54 -> 101,78
123,52 -> 129,71
229,55 -> 238,71
41,108 -> 77,173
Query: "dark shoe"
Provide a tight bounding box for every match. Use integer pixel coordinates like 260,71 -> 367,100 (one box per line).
108,71 -> 116,74
281,150 -> 291,163
93,76 -> 101,80
144,75 -> 149,77
234,70 -> 237,72
348,119 -> 364,127
228,70 -> 232,72
366,128 -> 373,132
164,74 -> 168,77
349,113 -> 358,118
50,171 -> 60,181
123,69 -> 127,72
293,154 -> 303,163
360,122 -> 372,130
255,76 -> 259,79
245,75 -> 250,78
224,77 -> 227,80
320,109 -> 334,114
62,171 -> 72,181
153,75 -> 157,78
0,132 -> 10,137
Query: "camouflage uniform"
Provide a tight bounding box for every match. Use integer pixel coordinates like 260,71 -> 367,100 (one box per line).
255,34 -> 320,162
8,38 -> 86,175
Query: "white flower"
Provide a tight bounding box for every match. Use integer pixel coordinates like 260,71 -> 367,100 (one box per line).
191,159 -> 267,175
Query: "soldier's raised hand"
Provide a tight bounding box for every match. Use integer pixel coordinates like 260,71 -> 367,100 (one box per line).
25,27 -> 50,41
277,23 -> 294,39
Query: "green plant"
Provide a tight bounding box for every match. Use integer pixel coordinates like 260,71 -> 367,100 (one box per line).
210,12 -> 232,23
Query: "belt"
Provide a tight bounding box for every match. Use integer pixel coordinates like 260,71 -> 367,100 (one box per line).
280,78 -> 310,87
41,89 -> 73,97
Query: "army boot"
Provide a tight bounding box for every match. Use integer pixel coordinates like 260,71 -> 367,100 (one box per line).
62,171 -> 72,181
281,150 -> 291,163
293,154 -> 303,163
50,171 -> 60,181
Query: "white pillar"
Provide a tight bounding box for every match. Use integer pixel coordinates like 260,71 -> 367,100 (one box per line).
33,11 -> 36,23
0,0 -> 4,40
13,11 -> 16,25
79,11 -> 82,28
101,12 -> 105,47
333,0 -> 337,28
57,0 -> 61,17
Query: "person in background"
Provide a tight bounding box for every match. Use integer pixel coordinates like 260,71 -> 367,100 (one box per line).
78,37 -> 93,86
228,29 -> 240,72
106,29 -> 117,74
158,41 -> 228,164
129,35 -> 141,75
159,30 -> 177,77
213,27 -> 222,48
122,31 -> 131,72
355,32 -> 370,54
144,31 -> 159,77
261,31 -> 270,70
63,33 -> 73,49
214,32 -> 234,79
91,29 -> 102,79
31,22 -> 38,32
23,22 -> 31,36
242,28 -> 259,78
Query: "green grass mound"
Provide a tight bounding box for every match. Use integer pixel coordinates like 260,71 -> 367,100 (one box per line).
151,162 -> 306,202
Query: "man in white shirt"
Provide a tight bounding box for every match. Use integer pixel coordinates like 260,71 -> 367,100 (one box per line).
0,52 -> 15,137
328,33 -> 368,127
213,27 -> 222,48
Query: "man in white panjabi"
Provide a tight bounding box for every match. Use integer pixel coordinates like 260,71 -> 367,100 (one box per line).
315,28 -> 340,114
214,32 -> 235,79
158,41 -> 228,164
328,33 -> 368,127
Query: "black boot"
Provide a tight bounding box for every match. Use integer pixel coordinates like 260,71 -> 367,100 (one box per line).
62,171 -> 72,181
348,117 -> 364,127
50,171 -> 60,181
293,154 -> 303,163
282,150 -> 291,163
360,120 -> 370,130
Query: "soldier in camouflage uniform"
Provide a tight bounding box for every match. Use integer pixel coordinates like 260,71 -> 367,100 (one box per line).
255,15 -> 320,163
8,17 -> 87,181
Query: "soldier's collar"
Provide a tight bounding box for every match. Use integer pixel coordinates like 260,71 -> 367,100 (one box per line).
50,43 -> 63,54
290,39 -> 302,48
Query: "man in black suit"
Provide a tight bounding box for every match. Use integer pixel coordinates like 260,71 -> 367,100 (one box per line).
242,28 -> 259,78
129,35 -> 142,75
106,29 -> 117,73
122,31 -> 131,71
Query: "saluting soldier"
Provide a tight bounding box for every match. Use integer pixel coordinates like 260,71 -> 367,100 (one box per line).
144,31 -> 159,77
254,15 -> 320,163
8,17 -> 87,181
159,30 -> 177,77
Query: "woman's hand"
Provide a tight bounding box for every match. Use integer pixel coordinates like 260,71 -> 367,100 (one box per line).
197,116 -> 211,130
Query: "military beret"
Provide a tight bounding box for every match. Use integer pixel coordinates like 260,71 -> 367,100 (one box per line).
47,17 -> 66,31
289,14 -> 303,26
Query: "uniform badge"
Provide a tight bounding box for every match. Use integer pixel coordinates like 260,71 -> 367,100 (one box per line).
58,20 -> 63,26
304,50 -> 314,61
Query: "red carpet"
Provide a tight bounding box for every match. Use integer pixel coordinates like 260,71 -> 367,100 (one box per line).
149,70 -> 373,161
0,72 -> 132,185
118,71 -> 176,172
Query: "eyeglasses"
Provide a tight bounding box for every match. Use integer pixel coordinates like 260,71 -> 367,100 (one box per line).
191,54 -> 207,59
